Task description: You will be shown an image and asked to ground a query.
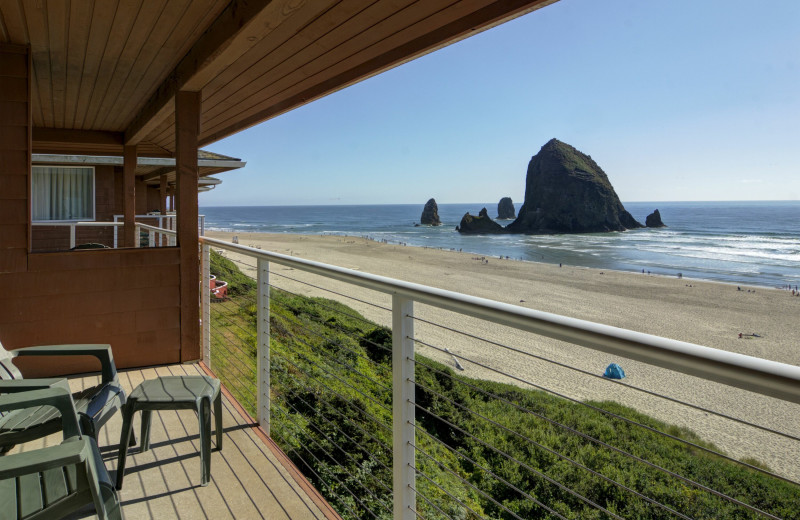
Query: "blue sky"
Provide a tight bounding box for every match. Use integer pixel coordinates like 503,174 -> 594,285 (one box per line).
201,0 -> 800,206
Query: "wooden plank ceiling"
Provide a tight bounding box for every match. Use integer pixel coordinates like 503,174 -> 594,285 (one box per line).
0,0 -> 557,157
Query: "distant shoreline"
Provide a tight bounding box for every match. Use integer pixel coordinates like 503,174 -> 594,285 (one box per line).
205,227 -> 786,289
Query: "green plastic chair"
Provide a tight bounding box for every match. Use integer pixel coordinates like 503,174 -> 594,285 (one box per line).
0,387 -> 122,519
0,341 -> 128,449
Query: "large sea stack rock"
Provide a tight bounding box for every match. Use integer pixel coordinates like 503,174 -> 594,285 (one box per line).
497,197 -> 516,219
420,198 -> 441,226
645,209 -> 666,228
456,208 -> 506,234
506,139 -> 643,234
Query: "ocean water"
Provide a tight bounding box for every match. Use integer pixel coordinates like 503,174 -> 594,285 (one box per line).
200,201 -> 799,288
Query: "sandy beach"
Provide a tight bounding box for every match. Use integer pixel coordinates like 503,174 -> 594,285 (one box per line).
206,231 -> 800,480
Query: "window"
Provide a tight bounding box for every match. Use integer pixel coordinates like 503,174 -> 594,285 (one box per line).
32,166 -> 95,221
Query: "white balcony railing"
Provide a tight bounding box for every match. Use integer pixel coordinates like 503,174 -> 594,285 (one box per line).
31,221 -> 123,249
152,227 -> 800,519
31,216 -> 204,251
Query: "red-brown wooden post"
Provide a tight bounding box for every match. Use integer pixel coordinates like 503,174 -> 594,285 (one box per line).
0,44 -> 31,272
122,145 -> 137,247
175,90 -> 201,362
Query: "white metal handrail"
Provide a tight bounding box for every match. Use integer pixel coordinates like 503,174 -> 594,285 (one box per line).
135,222 -> 177,247
200,236 -> 800,406
32,221 -> 123,249
198,235 -> 800,519
114,214 -> 204,247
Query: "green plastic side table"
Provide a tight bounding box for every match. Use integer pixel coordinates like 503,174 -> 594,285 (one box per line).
115,376 -> 222,489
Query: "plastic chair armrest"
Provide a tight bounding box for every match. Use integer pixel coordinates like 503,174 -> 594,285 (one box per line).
12,344 -> 118,384
0,388 -> 82,438
0,378 -> 71,393
0,438 -> 89,478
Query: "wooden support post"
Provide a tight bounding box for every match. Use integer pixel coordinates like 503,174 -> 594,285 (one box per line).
176,90 -> 201,362
0,44 -> 31,272
122,145 -> 137,247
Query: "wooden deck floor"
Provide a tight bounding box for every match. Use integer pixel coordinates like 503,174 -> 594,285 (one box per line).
13,364 -> 336,520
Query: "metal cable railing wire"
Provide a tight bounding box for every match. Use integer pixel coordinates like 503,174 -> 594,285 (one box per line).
411,439 -> 567,520
412,314 -> 800,444
271,350 -> 392,435
279,386 -> 394,504
411,347 -> 784,518
269,280 -> 391,326
413,336 -> 800,489
268,282 -> 394,357
208,346 -> 256,409
270,322 -> 392,415
269,269 -> 392,312
409,402 -> 625,520
272,405 -> 388,519
409,479 -> 466,520
268,297 -> 393,394
208,344 -> 256,399
271,420 -> 365,520
412,376 -> 692,520
409,468 -> 484,520
208,332 -> 257,378
278,374 -> 393,456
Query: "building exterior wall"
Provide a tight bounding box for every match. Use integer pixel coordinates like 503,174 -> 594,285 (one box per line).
0,248 -> 182,376
0,45 -> 184,376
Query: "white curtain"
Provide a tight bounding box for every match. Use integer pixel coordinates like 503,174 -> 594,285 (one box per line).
32,167 -> 94,221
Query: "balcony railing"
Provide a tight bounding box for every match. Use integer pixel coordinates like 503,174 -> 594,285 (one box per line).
151,227 -> 800,519
30,216 -> 204,251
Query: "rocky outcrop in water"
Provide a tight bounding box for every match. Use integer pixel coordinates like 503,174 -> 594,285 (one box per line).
420,198 -> 441,226
645,209 -> 666,228
506,139 -> 643,234
497,197 -> 516,219
456,207 -> 506,234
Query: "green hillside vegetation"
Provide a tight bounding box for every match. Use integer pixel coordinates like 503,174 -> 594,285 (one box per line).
209,251 -> 799,520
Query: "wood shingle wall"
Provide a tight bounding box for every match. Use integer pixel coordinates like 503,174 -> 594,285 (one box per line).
0,44 -> 183,376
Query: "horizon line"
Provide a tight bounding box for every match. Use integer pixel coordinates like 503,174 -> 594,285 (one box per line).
199,199 -> 799,208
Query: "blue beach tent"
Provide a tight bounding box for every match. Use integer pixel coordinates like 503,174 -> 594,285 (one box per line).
604,363 -> 626,379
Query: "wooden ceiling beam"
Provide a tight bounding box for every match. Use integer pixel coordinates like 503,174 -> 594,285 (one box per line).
124,0 -> 288,145
32,128 -> 125,155
33,127 -> 124,146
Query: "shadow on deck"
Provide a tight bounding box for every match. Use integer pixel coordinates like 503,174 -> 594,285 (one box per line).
13,364 -> 337,520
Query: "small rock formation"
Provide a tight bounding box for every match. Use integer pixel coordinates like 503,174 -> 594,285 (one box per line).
645,209 -> 666,228
420,198 -> 441,226
497,197 -> 516,219
456,208 -> 506,234
506,139 -> 643,234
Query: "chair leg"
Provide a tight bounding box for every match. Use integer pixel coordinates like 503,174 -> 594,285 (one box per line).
128,425 -> 137,447
101,483 -> 123,520
115,408 -> 135,490
199,398 -> 211,486
214,391 -> 223,451
140,410 -> 152,452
